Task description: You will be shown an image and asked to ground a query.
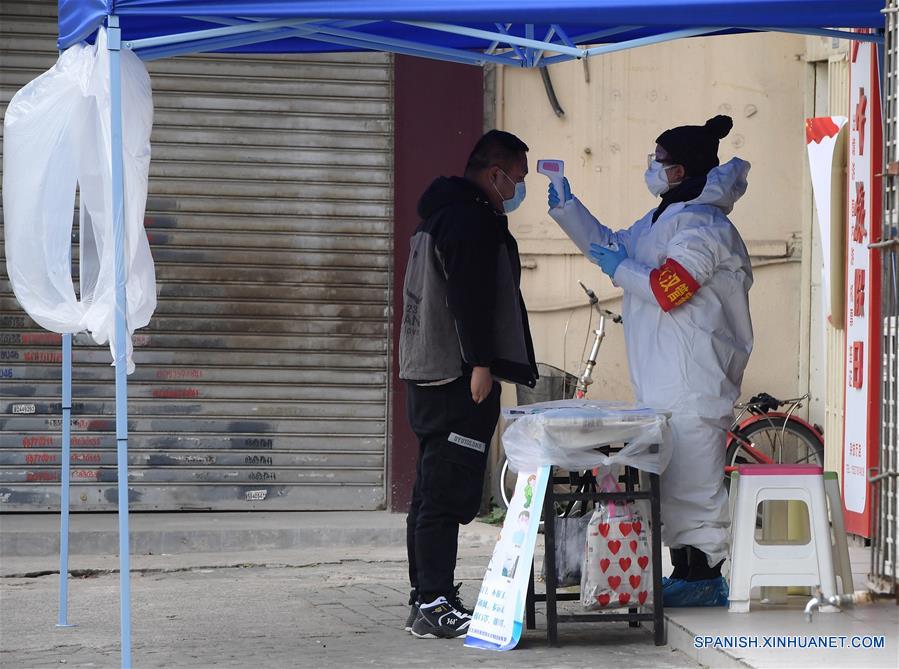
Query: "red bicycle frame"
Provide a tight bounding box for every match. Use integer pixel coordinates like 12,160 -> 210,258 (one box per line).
723,412 -> 824,473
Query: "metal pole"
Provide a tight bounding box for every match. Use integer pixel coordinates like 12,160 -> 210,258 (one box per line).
395,20 -> 584,57
650,472 -> 665,645
107,16 -> 132,668
56,333 -> 74,628
542,469 -> 558,646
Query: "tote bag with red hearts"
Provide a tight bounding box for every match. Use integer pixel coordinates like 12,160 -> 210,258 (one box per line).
582,468 -> 651,610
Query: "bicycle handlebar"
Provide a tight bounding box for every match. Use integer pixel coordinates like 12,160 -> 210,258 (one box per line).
734,392 -> 810,413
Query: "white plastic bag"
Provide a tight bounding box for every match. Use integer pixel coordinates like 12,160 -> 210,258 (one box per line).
582,468 -> 652,610
501,400 -> 671,474
3,28 -> 155,373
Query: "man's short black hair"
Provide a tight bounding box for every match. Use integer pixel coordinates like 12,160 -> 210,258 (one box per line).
464,130 -> 529,175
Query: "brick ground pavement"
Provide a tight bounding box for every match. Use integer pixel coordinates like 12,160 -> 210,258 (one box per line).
1,543 -> 697,668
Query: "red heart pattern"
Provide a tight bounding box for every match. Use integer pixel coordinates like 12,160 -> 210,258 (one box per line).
587,515 -> 652,610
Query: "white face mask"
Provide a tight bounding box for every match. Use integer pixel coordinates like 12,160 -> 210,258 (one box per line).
494,169 -> 527,213
644,160 -> 680,197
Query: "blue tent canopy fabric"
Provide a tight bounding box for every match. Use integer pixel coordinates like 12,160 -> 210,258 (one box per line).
59,1 -> 885,58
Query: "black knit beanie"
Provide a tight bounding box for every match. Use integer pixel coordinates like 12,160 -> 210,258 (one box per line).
656,115 -> 733,177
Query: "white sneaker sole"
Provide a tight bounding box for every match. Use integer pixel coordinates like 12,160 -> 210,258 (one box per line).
411,629 -> 467,639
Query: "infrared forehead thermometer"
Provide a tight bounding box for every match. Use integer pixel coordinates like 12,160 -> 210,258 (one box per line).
539,158 -> 617,251
537,159 -> 565,196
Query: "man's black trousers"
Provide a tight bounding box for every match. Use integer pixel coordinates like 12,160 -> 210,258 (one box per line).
405,377 -> 501,602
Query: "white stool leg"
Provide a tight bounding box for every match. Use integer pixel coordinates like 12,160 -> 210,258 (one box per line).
728,471 -> 739,524
729,599 -> 751,613
724,472 -> 739,582
809,479 -> 838,605
728,474 -> 753,613
824,472 -> 854,594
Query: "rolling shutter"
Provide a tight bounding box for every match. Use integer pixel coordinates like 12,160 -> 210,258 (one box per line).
1,1 -> 393,510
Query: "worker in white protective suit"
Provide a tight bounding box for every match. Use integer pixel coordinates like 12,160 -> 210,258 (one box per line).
548,115 -> 753,607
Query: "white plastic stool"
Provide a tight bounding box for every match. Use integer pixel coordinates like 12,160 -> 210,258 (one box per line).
728,464 -> 838,613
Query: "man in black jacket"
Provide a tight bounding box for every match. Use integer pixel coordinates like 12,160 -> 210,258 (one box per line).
399,130 -> 538,639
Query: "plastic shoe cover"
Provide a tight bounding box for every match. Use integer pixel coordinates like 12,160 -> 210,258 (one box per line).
662,576 -> 683,589
663,576 -> 729,607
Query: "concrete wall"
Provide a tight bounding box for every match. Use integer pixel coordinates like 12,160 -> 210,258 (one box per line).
496,33 -> 810,409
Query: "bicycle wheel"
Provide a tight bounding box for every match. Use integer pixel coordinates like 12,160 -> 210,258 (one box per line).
724,416 -> 824,490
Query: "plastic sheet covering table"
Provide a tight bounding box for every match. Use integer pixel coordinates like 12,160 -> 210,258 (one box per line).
502,400 -> 671,475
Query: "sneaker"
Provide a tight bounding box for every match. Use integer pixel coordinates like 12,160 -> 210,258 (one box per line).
447,583 -> 473,616
404,589 -> 419,632
404,602 -> 420,632
410,596 -> 471,639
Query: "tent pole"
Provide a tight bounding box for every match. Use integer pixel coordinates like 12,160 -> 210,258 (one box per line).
56,332 -> 74,628
762,26 -> 883,44
135,16 -> 519,66
582,27 -> 721,57
396,20 -> 583,57
107,15 -> 132,669
125,16 -> 318,50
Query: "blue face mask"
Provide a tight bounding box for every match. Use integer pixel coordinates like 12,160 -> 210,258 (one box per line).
495,169 -> 526,213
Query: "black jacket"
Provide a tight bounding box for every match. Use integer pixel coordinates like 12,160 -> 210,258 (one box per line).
398,176 -> 537,387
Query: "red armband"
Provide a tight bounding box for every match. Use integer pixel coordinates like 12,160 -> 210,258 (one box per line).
649,259 -> 700,312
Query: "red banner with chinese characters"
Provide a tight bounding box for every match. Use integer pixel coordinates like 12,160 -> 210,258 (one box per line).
843,38 -> 882,538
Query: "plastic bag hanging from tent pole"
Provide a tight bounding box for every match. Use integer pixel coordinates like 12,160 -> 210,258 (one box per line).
2,28 -> 156,373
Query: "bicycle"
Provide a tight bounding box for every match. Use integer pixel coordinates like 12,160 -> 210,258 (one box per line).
494,286 -> 826,511
724,392 -> 825,487
494,281 -> 621,511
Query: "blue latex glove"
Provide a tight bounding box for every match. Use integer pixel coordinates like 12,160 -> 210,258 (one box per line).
589,242 -> 628,279
547,177 -> 573,209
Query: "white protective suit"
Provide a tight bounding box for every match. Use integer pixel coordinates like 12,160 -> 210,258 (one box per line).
549,158 -> 754,565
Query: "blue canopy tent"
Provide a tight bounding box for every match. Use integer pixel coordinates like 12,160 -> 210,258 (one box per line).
60,1 -> 884,64
47,1 -> 885,666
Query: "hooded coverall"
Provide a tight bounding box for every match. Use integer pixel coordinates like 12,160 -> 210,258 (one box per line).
549,158 -> 754,566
